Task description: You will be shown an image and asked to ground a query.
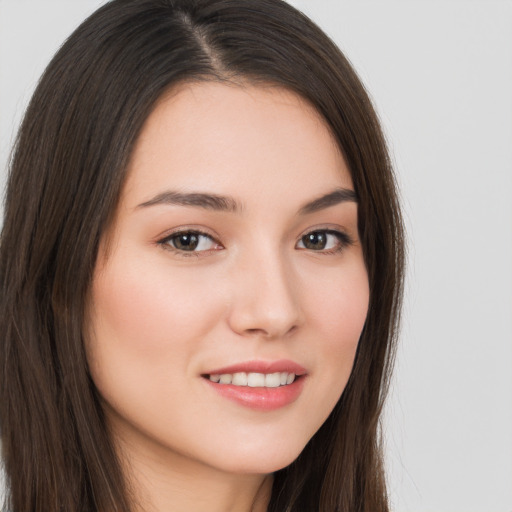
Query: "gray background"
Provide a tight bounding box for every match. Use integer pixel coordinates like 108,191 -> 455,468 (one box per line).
1,1 -> 511,511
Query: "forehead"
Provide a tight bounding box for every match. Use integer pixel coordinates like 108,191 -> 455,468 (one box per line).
122,81 -> 352,209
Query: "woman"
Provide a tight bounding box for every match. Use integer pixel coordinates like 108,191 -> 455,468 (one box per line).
0,0 -> 404,511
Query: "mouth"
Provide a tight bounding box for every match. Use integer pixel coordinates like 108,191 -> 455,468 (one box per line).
201,360 -> 307,411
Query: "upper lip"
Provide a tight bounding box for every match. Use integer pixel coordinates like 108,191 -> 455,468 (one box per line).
205,359 -> 307,376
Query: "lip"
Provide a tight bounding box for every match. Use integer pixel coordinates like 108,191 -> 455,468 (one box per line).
202,359 -> 307,411
205,359 -> 307,376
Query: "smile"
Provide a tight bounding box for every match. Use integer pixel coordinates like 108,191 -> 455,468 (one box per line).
208,372 -> 296,387
203,361 -> 306,411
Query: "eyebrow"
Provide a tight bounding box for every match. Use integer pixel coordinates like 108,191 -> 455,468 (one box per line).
136,187 -> 357,214
137,191 -> 240,212
298,187 -> 357,214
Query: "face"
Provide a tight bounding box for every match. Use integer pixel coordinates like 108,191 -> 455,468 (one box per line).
87,82 -> 369,476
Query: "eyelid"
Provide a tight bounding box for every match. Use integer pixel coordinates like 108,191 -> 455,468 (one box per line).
298,224 -> 354,241
155,225 -> 221,243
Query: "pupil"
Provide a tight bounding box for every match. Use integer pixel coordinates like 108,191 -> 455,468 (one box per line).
174,233 -> 199,251
304,232 -> 326,250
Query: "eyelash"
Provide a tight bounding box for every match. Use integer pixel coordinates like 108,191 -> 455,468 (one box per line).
157,229 -> 222,258
157,228 -> 354,257
296,229 -> 354,255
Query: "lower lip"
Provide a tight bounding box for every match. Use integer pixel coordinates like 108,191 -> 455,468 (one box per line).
203,376 -> 306,411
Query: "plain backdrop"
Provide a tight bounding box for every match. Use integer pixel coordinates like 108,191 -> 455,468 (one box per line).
1,1 -> 511,511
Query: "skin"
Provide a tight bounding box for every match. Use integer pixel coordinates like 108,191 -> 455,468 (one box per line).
87,82 -> 369,512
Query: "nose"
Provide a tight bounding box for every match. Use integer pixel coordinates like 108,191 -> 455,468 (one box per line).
227,248 -> 304,340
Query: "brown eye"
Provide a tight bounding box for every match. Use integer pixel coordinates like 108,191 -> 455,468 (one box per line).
301,231 -> 328,250
171,233 -> 200,251
162,231 -> 218,252
297,230 -> 351,253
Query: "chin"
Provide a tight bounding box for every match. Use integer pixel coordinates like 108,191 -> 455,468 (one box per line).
210,440 -> 308,475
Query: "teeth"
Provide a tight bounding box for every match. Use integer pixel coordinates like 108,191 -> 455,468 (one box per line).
208,371 -> 296,387
232,372 -> 248,386
247,372 -> 265,387
265,372 -> 281,388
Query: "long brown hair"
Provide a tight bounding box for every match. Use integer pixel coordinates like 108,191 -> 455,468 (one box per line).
0,1 -> 404,510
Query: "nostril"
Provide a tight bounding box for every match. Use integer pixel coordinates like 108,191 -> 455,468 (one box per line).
244,324 -> 298,339
246,328 -> 267,335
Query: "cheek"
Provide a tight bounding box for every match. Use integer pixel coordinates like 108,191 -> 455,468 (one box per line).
89,255 -> 222,353
307,255 -> 369,344
302,257 -> 369,405
85,251 -> 226,403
